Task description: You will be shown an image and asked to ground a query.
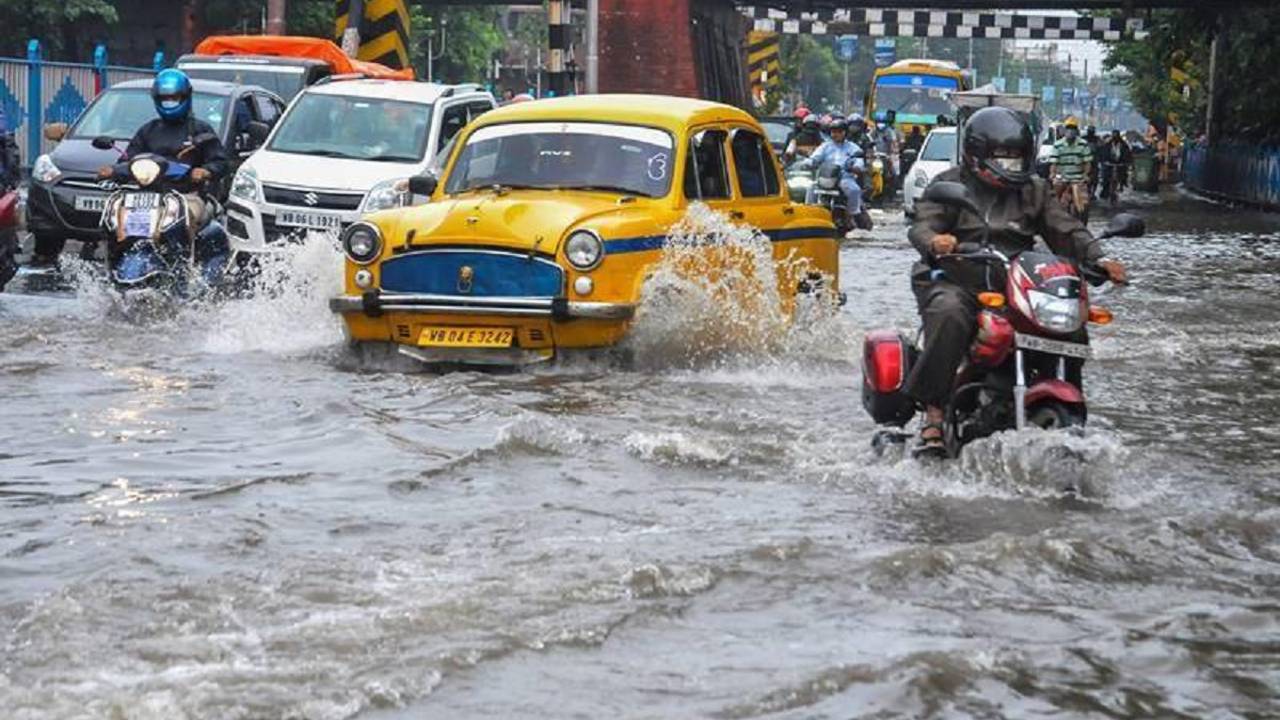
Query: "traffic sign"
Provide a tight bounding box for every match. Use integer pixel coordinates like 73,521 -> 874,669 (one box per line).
1042,86 -> 1056,103
838,35 -> 858,62
874,38 -> 896,67
1018,77 -> 1032,95
991,76 -> 1006,93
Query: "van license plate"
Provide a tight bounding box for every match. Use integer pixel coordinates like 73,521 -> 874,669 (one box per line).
418,326 -> 515,349
276,210 -> 343,231
1016,333 -> 1091,359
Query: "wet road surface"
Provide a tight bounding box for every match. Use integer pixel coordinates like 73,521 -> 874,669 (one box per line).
2,188 -> 1278,719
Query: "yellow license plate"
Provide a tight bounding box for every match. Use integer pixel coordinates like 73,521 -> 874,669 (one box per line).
418,326 -> 515,348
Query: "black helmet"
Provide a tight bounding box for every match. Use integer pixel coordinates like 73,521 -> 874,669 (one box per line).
802,114 -> 820,130
962,106 -> 1035,190
828,116 -> 849,133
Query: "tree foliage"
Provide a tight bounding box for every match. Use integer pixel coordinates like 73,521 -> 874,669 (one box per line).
1105,7 -> 1280,143
0,0 -> 118,60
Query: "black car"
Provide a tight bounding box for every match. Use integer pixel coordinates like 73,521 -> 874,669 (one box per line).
757,115 -> 795,157
27,79 -> 285,259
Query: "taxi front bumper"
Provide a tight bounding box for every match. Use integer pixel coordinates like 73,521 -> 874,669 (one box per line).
328,292 -> 636,320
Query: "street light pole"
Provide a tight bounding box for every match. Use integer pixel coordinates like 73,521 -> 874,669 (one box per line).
585,0 -> 599,93
267,0 -> 287,35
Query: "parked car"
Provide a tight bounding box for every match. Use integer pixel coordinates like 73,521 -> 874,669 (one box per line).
329,95 -> 840,366
902,126 -> 957,215
178,35 -> 414,103
225,79 -> 495,257
28,79 -> 284,261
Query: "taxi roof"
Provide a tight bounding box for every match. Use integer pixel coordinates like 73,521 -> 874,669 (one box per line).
472,94 -> 759,133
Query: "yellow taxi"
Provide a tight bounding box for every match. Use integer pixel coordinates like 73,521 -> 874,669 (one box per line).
328,94 -> 839,365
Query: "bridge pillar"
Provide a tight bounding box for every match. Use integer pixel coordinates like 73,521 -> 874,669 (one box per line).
597,0 -> 700,98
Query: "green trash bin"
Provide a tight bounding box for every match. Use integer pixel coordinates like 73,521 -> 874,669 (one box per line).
1132,149 -> 1159,191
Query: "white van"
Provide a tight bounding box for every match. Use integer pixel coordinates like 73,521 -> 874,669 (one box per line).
225,78 -> 495,255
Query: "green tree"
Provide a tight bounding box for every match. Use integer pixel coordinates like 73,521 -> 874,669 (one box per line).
412,7 -> 504,84
0,0 -> 118,60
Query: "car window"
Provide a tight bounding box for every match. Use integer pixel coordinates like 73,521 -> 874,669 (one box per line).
729,129 -> 779,198
438,104 -> 469,153
252,94 -> 280,125
920,132 -> 957,162
467,101 -> 493,123
71,88 -> 227,139
178,63 -> 308,102
683,128 -> 730,200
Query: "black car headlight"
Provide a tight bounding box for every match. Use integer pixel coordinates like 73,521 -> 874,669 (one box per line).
342,222 -> 382,265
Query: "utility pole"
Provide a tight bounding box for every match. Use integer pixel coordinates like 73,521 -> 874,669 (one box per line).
340,0 -> 363,55
585,0 -> 599,93
426,16 -> 446,83
1205,13 -> 1224,145
267,0 -> 286,35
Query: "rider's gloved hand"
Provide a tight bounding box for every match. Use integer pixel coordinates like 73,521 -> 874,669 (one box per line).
1099,258 -> 1128,284
190,167 -> 211,184
930,233 -> 958,257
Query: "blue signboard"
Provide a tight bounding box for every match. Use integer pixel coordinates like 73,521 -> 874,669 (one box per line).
1018,77 -> 1032,95
874,38 -> 896,67
991,76 -> 1006,93
838,35 -> 858,62
1042,85 -> 1056,103
1062,87 -> 1075,103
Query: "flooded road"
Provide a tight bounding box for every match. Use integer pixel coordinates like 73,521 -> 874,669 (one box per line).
2,189 -> 1279,719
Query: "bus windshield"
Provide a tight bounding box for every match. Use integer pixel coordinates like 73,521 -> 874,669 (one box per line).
873,75 -> 959,124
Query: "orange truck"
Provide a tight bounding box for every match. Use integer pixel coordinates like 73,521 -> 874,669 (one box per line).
177,35 -> 413,101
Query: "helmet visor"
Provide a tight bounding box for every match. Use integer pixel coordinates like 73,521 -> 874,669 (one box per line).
992,156 -> 1026,173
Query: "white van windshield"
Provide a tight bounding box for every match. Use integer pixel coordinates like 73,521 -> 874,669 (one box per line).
269,93 -> 432,163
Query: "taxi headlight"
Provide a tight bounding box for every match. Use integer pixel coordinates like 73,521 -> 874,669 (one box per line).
230,167 -> 260,202
361,178 -> 410,213
564,230 -> 604,271
1027,289 -> 1084,334
342,222 -> 382,264
130,158 -> 162,187
32,154 -> 62,185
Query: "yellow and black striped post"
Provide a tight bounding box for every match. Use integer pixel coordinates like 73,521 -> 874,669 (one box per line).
335,0 -> 410,70
747,31 -> 780,107
547,0 -> 572,97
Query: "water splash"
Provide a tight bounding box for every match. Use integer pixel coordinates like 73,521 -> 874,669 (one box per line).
623,204 -> 853,369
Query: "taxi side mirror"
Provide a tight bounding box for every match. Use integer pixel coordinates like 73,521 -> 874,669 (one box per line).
44,123 -> 69,142
408,173 -> 438,196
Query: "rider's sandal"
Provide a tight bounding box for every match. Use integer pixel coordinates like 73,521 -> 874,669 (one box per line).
913,421 -> 946,457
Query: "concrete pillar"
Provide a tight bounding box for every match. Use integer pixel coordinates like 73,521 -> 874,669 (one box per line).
597,0 -> 698,98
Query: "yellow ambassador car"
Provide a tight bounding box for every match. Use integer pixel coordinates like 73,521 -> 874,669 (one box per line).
329,94 -> 839,365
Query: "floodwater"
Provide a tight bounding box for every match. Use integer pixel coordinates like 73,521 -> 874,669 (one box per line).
1,189 -> 1278,719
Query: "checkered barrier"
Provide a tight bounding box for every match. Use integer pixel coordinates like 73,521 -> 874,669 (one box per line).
740,7 -> 1145,40
0,40 -> 155,169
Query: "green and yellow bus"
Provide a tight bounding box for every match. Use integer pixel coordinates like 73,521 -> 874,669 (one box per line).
866,59 -> 972,135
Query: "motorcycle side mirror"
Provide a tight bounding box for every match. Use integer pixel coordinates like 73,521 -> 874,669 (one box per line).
245,121 -> 270,147
407,173 -> 438,197
922,180 -> 983,219
91,135 -> 116,150
1098,212 -> 1145,239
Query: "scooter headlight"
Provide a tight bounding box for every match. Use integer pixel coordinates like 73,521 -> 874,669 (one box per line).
564,230 -> 604,271
342,222 -> 382,265
130,158 -> 162,187
1027,289 -> 1084,334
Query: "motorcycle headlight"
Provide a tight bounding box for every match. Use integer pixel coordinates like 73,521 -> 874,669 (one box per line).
564,230 -> 604,271
32,154 -> 61,185
230,167 -> 260,202
361,178 -> 410,213
872,159 -> 885,171
913,170 -> 930,188
130,158 -> 162,187
1027,289 -> 1084,334
342,222 -> 382,265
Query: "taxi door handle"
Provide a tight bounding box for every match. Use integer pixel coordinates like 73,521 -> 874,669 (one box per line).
729,210 -> 745,220
782,206 -> 795,215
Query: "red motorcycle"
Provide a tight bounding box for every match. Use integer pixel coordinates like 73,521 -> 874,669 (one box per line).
862,181 -> 1145,458
0,184 -> 17,291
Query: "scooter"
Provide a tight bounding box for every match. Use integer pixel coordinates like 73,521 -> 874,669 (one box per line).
861,181 -> 1145,458
813,161 -> 873,235
96,137 -> 230,299
0,184 -> 17,291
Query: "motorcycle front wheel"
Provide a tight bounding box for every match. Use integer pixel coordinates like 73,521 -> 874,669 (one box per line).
1027,402 -> 1085,430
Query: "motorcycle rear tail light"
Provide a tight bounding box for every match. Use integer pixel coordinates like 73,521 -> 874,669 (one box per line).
863,330 -> 907,393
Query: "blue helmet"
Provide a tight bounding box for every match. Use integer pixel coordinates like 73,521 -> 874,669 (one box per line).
152,69 -> 192,123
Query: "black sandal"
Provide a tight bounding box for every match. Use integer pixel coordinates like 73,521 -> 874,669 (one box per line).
914,421 -> 946,456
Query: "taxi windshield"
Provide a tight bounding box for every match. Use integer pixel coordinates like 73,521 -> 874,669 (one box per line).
444,122 -> 675,197
269,94 -> 432,163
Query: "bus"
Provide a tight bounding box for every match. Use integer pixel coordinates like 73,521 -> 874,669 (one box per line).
866,59 -> 972,135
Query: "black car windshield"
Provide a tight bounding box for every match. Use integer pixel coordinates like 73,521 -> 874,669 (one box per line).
760,120 -> 791,147
179,63 -> 307,100
71,88 -> 227,139
269,94 -> 432,162
445,122 -> 675,197
920,131 -> 957,161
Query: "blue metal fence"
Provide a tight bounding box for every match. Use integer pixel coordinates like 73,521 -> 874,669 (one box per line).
0,40 -> 158,168
1184,143 -> 1280,211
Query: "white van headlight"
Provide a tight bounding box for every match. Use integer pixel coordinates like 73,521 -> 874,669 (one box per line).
230,167 -> 260,202
362,178 -> 410,213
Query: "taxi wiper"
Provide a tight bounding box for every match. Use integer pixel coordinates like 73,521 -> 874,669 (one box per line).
573,184 -> 643,197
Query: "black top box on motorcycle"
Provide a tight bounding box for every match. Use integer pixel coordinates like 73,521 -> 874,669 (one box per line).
862,330 -> 918,427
